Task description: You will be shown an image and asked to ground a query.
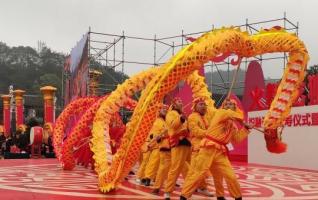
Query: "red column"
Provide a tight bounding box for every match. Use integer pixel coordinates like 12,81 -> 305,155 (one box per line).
1,95 -> 11,137
14,89 -> 25,128
40,86 -> 57,124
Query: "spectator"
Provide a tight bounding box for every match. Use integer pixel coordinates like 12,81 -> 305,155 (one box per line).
0,131 -> 6,156
16,125 -> 29,153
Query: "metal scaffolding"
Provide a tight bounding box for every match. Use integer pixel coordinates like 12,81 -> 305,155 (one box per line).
87,13 -> 299,103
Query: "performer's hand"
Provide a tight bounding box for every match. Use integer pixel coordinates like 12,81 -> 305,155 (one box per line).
155,135 -> 162,141
180,114 -> 186,123
244,122 -> 254,129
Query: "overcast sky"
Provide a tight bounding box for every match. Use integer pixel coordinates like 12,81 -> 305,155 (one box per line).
0,0 -> 317,77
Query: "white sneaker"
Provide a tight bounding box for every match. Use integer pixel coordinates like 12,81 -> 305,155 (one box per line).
197,188 -> 214,197
164,192 -> 170,199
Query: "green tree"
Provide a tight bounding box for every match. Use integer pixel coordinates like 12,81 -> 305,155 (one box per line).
39,73 -> 61,87
0,42 -> 129,119
307,65 -> 318,75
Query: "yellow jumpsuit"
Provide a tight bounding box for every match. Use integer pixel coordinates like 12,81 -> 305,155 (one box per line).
144,117 -> 166,181
188,110 -> 225,196
152,130 -> 171,190
164,110 -> 191,194
188,111 -> 209,189
181,108 -> 249,199
137,133 -> 152,180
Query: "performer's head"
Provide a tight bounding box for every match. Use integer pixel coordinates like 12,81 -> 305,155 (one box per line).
44,122 -> 53,130
17,124 -> 27,133
0,125 -> 4,135
172,97 -> 183,113
222,98 -> 236,111
43,122 -> 54,136
193,97 -> 207,116
159,104 -> 169,118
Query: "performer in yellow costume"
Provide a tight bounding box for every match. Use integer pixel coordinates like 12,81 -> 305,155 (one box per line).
151,105 -> 171,194
188,98 -> 222,197
180,99 -> 252,200
164,98 -> 191,200
136,133 -> 152,184
143,105 -> 168,186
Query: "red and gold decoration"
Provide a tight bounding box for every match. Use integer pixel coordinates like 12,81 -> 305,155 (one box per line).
59,96 -> 103,169
13,89 -> 25,129
1,95 -> 11,137
40,86 -> 57,124
53,96 -> 98,160
52,26 -> 309,193
91,27 -> 308,192
60,95 -> 136,170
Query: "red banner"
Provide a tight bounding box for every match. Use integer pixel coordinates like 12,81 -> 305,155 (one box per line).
308,74 -> 318,105
242,61 -> 266,111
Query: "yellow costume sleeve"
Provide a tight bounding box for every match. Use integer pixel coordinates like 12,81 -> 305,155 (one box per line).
206,106 -> 217,122
188,113 -> 206,138
230,126 -> 249,144
150,118 -> 166,137
148,118 -> 167,149
216,109 -> 243,124
206,109 -> 243,134
166,110 -> 182,134
227,107 -> 248,144
231,124 -> 250,144
223,109 -> 244,121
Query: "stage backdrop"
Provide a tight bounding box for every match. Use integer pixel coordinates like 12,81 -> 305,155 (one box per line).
248,105 -> 318,170
64,33 -> 89,105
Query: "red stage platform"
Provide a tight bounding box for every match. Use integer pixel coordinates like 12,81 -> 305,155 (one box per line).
0,159 -> 317,200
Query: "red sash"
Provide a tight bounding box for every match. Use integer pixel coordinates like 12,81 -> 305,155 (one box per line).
205,135 -> 229,156
169,129 -> 189,147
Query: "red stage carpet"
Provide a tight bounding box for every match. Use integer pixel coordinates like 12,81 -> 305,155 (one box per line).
0,159 -> 317,200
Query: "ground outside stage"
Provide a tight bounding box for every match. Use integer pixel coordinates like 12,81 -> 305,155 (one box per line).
0,159 -> 318,200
